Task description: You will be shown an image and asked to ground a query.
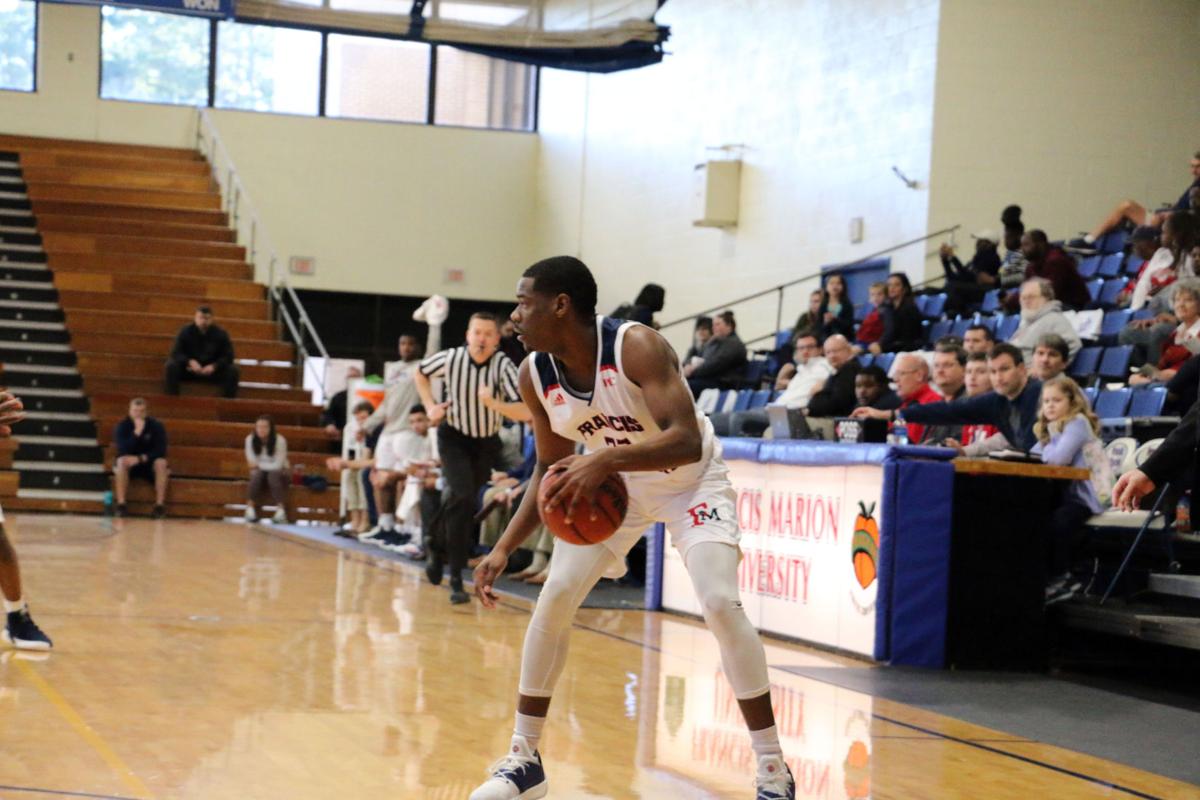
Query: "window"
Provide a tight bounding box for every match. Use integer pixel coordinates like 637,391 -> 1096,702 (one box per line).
216,21 -> 321,115
435,47 -> 534,130
0,0 -> 37,92
101,7 -> 211,105
325,34 -> 429,123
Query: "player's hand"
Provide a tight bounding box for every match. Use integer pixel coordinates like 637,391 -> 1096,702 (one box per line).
1113,469 -> 1156,512
428,402 -> 450,426
542,454 -> 610,524
0,392 -> 25,435
943,437 -> 965,455
473,549 -> 509,609
477,385 -> 495,408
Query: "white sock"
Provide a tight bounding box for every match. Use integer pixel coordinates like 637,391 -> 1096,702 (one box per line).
3,596 -> 25,614
1083,233 -> 1097,244
379,513 -> 395,530
749,725 -> 783,759
514,712 -> 546,751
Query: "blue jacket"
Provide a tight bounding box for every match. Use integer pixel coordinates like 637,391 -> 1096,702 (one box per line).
899,378 -> 1043,452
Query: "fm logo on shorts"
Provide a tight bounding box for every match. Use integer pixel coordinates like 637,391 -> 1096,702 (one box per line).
687,502 -> 721,527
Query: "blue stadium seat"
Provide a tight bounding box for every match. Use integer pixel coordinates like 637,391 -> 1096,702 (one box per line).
978,316 -> 998,334
914,295 -> 928,315
1098,278 -> 1125,308
743,359 -> 768,387
996,314 -> 1020,340
949,318 -> 971,338
732,389 -> 754,412
1098,229 -> 1129,254
1078,255 -> 1102,278
875,352 -> 896,373
714,390 -> 731,412
1098,253 -> 1124,278
855,302 -> 873,322
1099,309 -> 1131,346
928,319 -> 952,343
1131,307 -> 1155,321
1095,388 -> 1132,418
1083,386 -> 1099,408
1129,386 -> 1167,417
980,289 -> 1000,314
775,330 -> 791,351
1085,278 -> 1104,306
1124,255 -> 1145,277
857,353 -> 874,367
923,293 -> 947,318
1070,346 -> 1103,379
748,389 -> 772,410
1098,345 -> 1133,381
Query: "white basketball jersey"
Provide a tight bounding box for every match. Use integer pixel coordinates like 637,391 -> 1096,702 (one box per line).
528,316 -> 721,503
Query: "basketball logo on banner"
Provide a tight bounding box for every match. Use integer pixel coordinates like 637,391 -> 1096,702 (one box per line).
848,501 -> 879,615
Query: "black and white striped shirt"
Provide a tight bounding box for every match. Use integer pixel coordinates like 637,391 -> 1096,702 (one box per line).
419,347 -> 521,438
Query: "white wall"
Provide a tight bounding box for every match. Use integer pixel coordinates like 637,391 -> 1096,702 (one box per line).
0,3 -> 539,301
928,0 -> 1200,263
535,0 -> 943,351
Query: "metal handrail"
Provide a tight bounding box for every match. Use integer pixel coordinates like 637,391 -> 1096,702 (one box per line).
194,109 -> 328,396
658,226 -> 961,335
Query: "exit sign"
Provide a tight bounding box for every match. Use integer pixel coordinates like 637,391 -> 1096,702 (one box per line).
444,268 -> 465,283
290,256 -> 316,276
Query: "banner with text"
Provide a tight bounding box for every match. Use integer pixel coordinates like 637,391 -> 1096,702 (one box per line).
46,0 -> 234,19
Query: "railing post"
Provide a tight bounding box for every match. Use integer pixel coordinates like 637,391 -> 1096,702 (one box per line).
775,286 -> 784,343
249,220 -> 256,268
268,256 -> 277,320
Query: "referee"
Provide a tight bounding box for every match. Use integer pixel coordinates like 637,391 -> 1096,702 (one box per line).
414,312 -> 530,604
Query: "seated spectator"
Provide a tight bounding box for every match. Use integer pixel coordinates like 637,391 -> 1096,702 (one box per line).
612,283 -> 665,328
684,316 -> 713,365
321,365 -> 363,438
1128,211 -> 1197,312
817,273 -> 855,341
939,230 -> 1001,315
789,290 -> 825,351
1114,226 -> 1162,307
326,400 -> 375,536
711,334 -> 830,437
366,405 -> 439,553
475,439 -> 554,584
850,353 -> 940,441
922,343 -> 967,444
112,397 -> 169,519
1031,334 -> 1070,382
1075,149 -> 1200,246
870,273 -> 924,354
954,351 -> 1001,451
854,282 -> 887,351
1009,278 -> 1082,364
245,415 -> 289,524
998,206 -> 1028,291
164,305 -> 239,398
804,335 -> 860,419
1131,280 -> 1200,386
683,310 -> 748,396
1011,231 -> 1089,312
1033,376 -> 1106,604
854,365 -> 901,412
963,323 -> 995,355
858,343 -> 1042,452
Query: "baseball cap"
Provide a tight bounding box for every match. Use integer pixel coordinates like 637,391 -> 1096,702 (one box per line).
1130,225 -> 1159,242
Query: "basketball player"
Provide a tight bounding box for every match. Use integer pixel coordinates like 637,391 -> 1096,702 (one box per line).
470,257 -> 793,800
0,391 -> 52,651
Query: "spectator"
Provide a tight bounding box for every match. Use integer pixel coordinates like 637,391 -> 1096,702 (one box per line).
1031,334 -> 1070,382
164,305 -> 239,398
1113,226 -> 1162,307
1076,149 -> 1200,246
683,310 -> 748,396
321,365 -> 363,437
963,323 -> 995,356
684,316 -> 713,365
817,273 -> 855,341
711,334 -> 830,437
476,439 -> 554,584
1009,278 -> 1082,364
245,415 -> 288,524
805,335 -> 861,419
790,290 -> 825,344
498,319 -> 526,365
870,273 -> 924,354
1017,231 -> 1090,312
998,205 -> 1028,290
939,230 -> 1001,314
327,400 -> 375,536
1130,280 -> 1200,385
932,342 -> 967,400
1033,376 -> 1106,604
368,405 -> 437,553
112,397 -> 169,519
854,365 -> 901,411
383,333 -> 424,384
1120,213 -> 1200,365
612,283 -> 665,328
864,343 -> 1043,452
954,351 -> 1001,451
854,282 -> 887,351
850,353 -> 941,441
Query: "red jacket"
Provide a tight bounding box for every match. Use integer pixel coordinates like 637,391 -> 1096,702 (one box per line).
856,308 -> 883,344
899,383 -> 943,443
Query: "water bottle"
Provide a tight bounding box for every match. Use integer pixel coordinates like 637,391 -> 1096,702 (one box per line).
102,490 -> 114,516
1175,491 -> 1191,534
890,414 -> 909,446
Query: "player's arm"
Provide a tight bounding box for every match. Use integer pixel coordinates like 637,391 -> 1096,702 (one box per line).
542,326 -> 703,519
473,361 -> 574,608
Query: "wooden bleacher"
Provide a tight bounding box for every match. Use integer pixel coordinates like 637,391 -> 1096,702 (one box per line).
0,133 -> 341,522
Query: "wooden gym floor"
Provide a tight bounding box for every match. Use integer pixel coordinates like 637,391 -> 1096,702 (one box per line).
0,515 -> 1196,800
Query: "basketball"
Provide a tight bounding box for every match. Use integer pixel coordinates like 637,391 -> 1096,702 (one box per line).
538,468 -> 628,545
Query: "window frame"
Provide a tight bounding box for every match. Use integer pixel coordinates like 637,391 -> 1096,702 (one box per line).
96,8 -> 216,108
0,0 -> 40,95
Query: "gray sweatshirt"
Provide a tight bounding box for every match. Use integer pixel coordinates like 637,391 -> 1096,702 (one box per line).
1010,301 -> 1082,364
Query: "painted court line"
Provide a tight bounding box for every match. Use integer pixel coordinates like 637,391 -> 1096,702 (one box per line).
0,784 -> 140,800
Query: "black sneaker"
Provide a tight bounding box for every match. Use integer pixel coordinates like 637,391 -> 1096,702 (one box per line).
379,531 -> 413,552
425,553 -> 444,586
115,504 -> 128,518
449,580 -> 469,605
152,505 -> 166,519
1046,577 -> 1083,606
3,607 -> 52,651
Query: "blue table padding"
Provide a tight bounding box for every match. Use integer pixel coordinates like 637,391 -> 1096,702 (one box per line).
719,437 -> 763,462
756,440 -> 956,466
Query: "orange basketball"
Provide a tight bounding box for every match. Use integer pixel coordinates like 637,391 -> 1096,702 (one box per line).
538,468 -> 628,545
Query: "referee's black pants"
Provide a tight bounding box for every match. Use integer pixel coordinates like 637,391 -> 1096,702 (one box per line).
433,425 -> 502,584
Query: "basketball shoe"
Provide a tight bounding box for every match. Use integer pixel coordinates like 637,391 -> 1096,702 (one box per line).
357,525 -> 390,544
469,735 -> 547,799
3,607 -> 52,651
756,755 -> 794,799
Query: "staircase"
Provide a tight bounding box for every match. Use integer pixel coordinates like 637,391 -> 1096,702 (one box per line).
0,135 -> 339,521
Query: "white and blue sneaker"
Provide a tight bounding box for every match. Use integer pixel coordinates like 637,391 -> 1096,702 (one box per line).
3,607 -> 52,651
756,755 -> 794,799
469,735 -> 547,800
